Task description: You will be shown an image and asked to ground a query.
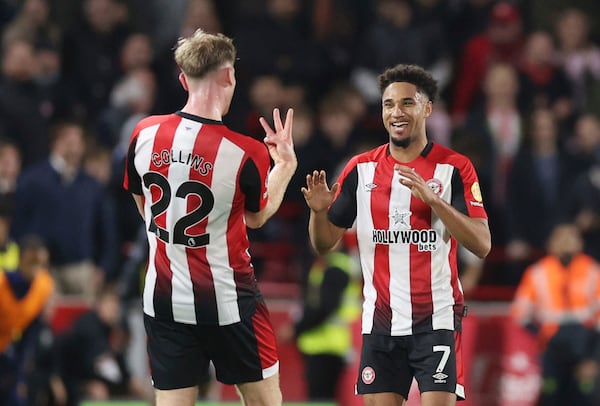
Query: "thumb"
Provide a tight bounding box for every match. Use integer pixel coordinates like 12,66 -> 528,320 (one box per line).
330,183 -> 340,194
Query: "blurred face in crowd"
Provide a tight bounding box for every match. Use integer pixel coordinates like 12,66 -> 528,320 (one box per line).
97,291 -> 121,327
180,0 -> 222,37
377,0 -> 412,28
382,82 -> 431,149
530,108 -> 558,147
524,32 -> 556,66
249,76 -> 284,115
84,0 -> 120,33
20,245 -> 50,281
0,143 -> 22,184
483,63 -> 519,102
52,125 -> 86,168
268,0 -> 300,20
547,224 -> 583,264
556,9 -> 589,52
21,0 -> 49,25
1,40 -> 36,82
574,114 -> 600,153
120,33 -> 153,72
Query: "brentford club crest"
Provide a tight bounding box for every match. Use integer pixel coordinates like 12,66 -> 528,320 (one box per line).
362,366 -> 375,384
427,178 -> 443,195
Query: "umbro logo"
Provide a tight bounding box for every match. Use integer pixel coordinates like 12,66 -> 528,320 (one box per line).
365,183 -> 378,192
433,372 -> 448,383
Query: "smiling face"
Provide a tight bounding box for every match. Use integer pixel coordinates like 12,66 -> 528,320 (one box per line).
382,82 -> 431,149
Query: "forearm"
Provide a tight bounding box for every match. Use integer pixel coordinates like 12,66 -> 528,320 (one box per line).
246,161 -> 296,228
308,210 -> 344,254
429,196 -> 491,258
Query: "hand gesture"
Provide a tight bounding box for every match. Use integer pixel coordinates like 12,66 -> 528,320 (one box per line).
259,108 -> 296,166
301,170 -> 339,212
395,164 -> 437,205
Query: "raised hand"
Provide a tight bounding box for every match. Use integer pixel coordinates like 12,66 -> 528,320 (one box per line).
301,170 -> 339,212
395,164 -> 437,205
259,108 -> 296,166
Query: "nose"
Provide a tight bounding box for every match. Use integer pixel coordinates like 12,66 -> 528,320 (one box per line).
391,104 -> 404,117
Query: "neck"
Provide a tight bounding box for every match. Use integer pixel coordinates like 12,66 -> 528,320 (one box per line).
389,134 -> 428,162
181,81 -> 228,121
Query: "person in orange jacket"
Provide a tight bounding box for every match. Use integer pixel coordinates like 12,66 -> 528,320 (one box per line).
512,223 -> 600,406
0,235 -> 54,405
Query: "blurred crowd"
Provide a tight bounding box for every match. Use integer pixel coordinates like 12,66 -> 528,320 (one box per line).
1,0 -> 600,404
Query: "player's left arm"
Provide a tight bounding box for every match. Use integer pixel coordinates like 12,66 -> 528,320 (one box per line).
132,194 -> 144,219
396,164 -> 491,258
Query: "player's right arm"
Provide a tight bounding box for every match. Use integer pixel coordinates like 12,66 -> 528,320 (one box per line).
302,170 -> 346,254
245,108 -> 297,229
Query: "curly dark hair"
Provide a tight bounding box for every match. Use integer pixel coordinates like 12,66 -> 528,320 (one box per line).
377,64 -> 438,102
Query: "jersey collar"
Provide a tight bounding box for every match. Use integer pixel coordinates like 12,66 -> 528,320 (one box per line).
176,110 -> 224,125
386,140 -> 434,157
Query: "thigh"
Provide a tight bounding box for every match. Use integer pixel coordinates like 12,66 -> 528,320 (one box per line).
236,373 -> 282,406
143,314 -> 210,390
207,301 -> 279,385
410,330 -> 461,400
155,386 -> 198,406
356,334 -> 413,398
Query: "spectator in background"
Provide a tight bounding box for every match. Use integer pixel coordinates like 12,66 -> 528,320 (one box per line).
512,224 -> 600,405
446,0 -> 496,59
517,31 -> 574,122
0,138 -> 21,210
0,199 -> 19,273
352,0 -> 451,107
243,74 -> 287,140
153,0 -> 223,115
566,162 -> 600,262
0,39 -> 49,166
505,108 -> 574,283
0,236 -> 54,406
459,62 -> 524,246
233,0 -> 324,98
566,113 -> 600,177
118,32 -> 153,74
315,95 -> 359,175
11,121 -> 117,300
554,8 -> 600,117
96,67 -> 157,148
23,291 -> 67,406
1,0 -> 59,48
58,287 -> 151,405
60,0 -> 131,120
279,238 -> 362,402
451,1 -> 525,126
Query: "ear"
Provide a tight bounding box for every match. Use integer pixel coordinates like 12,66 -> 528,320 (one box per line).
178,72 -> 189,91
425,100 -> 433,118
216,65 -> 235,87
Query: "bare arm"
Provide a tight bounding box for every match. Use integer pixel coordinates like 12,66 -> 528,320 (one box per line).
132,194 -> 144,219
302,170 -> 346,254
396,165 -> 491,258
245,108 -> 297,229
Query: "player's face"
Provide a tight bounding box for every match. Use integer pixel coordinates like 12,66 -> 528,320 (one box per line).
381,82 -> 431,148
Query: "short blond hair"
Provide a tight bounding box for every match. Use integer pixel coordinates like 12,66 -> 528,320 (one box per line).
174,29 -> 236,79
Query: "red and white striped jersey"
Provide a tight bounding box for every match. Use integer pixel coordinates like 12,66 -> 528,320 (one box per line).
123,111 -> 271,326
329,142 -> 488,336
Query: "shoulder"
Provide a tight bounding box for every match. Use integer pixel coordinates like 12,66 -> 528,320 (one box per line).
428,143 -> 474,169
223,129 -> 269,159
18,161 -> 54,183
130,114 -> 179,140
349,144 -> 388,166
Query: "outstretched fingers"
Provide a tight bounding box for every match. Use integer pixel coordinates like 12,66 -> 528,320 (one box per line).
273,107 -> 283,132
259,116 -> 274,137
